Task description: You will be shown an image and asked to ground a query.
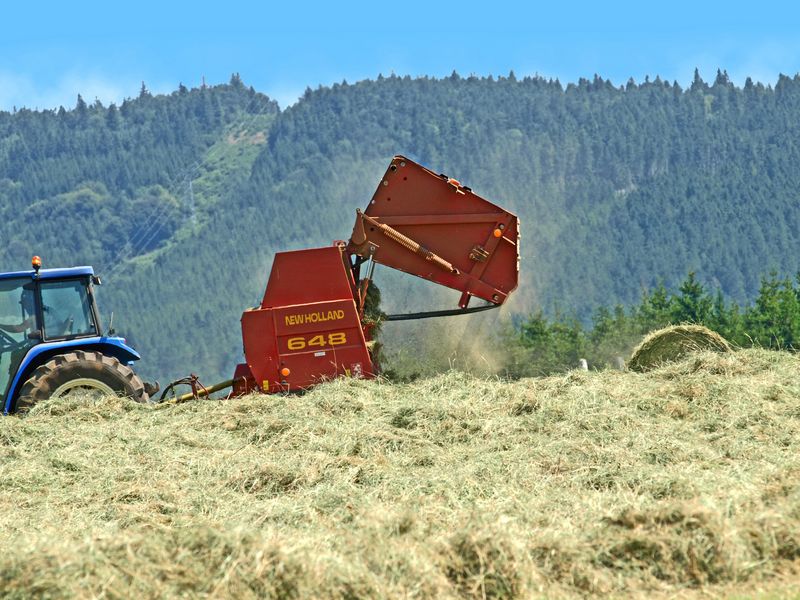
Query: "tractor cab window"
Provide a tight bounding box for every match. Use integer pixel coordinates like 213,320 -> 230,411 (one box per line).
0,278 -> 38,403
40,279 -> 98,340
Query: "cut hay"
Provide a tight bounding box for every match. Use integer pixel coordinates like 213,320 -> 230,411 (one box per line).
2,349 -> 800,598
628,324 -> 732,372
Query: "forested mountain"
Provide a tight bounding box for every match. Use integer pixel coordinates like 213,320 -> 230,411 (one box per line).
2,71 -> 800,382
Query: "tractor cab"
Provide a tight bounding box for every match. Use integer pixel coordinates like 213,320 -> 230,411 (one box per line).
0,277 -> 38,401
1,258 -> 150,414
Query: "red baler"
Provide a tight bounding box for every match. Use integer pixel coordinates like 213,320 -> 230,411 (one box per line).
230,155 -> 520,395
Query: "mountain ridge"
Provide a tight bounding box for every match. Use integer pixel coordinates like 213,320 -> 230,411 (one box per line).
2,72 -> 800,380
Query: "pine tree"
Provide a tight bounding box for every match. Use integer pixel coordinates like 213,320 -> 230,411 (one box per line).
673,272 -> 712,323
105,103 -> 120,130
690,68 -> 707,92
75,94 -> 88,121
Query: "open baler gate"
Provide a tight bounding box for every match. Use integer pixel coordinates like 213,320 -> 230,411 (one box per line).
348,156 -> 519,311
231,155 -> 520,396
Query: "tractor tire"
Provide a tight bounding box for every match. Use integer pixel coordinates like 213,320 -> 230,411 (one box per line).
15,350 -> 148,413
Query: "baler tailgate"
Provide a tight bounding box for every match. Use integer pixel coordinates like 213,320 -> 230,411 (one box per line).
347,155 -> 519,308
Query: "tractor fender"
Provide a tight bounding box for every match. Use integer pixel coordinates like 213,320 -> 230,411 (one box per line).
3,337 -> 141,414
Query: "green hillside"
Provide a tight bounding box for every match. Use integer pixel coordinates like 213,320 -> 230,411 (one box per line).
1,350 -> 799,597
3,72 -> 800,381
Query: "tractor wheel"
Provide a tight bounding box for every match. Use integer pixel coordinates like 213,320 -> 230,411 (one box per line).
15,350 -> 148,413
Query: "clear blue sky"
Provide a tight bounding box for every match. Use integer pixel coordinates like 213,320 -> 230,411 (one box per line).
2,0 -> 799,111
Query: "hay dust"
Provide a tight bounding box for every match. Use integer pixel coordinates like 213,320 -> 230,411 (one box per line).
381,307 -> 513,378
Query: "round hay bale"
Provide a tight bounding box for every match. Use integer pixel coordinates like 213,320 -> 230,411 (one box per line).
627,325 -> 732,372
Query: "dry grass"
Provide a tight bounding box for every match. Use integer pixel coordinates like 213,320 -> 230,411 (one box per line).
628,324 -> 732,372
1,349 -> 800,598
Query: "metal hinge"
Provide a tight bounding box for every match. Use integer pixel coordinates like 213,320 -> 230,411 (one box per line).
469,245 -> 489,262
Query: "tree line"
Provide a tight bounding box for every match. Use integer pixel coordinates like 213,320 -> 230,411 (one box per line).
504,271 -> 800,376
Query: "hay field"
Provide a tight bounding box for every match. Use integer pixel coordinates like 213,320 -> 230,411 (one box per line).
2,349 -> 800,598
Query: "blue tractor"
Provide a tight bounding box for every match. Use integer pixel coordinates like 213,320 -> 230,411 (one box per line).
1,257 -> 154,414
